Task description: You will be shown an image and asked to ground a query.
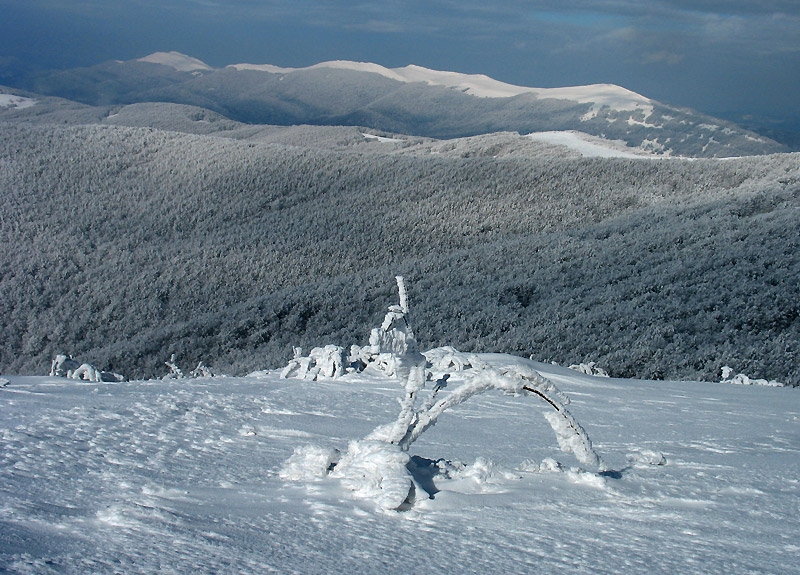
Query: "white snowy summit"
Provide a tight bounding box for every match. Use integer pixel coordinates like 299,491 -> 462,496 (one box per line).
230,59 -> 653,115
138,51 -> 212,72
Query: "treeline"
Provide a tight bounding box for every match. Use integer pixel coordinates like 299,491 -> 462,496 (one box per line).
1,122 -> 798,383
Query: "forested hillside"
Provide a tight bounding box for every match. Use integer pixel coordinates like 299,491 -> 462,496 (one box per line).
1,121 -> 798,383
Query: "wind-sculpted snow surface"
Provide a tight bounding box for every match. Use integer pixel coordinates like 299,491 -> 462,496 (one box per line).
1,366 -> 799,574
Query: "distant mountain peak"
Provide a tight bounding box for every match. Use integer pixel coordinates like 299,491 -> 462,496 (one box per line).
138,52 -> 212,72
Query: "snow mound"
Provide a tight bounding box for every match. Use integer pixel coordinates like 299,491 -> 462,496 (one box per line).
138,52 -> 212,72
449,457 -> 519,485
627,450 -> 668,467
280,445 -> 340,481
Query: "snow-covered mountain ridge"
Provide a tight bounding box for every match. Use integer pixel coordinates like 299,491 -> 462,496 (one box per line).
229,58 -> 653,116
10,50 -> 785,157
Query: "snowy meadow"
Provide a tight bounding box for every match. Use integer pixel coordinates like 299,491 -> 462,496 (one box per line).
2,363 -> 798,574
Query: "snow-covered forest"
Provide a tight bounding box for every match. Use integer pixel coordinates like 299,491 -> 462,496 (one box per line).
1,120 -> 798,384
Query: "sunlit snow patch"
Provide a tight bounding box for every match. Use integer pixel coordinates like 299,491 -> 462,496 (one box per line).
362,133 -> 404,144
526,131 -> 655,159
138,51 -> 212,72
0,93 -> 37,109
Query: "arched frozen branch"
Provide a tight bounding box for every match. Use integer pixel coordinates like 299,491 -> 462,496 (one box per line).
394,362 -> 605,471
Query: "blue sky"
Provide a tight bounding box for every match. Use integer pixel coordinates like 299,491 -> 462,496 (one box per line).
1,0 -> 798,123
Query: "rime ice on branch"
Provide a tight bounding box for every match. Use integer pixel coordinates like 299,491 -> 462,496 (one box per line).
50,354 -> 125,382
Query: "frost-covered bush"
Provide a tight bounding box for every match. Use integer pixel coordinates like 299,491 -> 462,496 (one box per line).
281,277 -> 422,381
720,366 -> 784,387
50,354 -> 81,377
164,354 -> 217,379
50,354 -> 125,382
191,361 -> 215,378
281,345 -> 345,380
164,354 -> 185,379
568,362 -> 610,377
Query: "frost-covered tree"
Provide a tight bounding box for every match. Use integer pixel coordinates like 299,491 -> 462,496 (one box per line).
282,278 -> 606,511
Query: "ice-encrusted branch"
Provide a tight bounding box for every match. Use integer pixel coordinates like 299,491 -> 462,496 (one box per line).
396,275 -> 409,315
398,366 -> 522,449
393,362 -> 604,470
165,354 -> 185,379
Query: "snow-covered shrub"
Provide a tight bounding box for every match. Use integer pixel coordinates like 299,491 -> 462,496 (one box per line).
164,354 -> 185,379
50,354 -> 81,377
281,345 -> 345,380
425,346 -> 476,372
163,354 -> 217,380
50,354 -> 125,382
281,276 -> 422,382
191,361 -> 215,378
720,366 -> 784,387
568,362 -> 610,377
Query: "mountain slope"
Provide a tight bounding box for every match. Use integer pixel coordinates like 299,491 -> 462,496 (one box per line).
10,53 -> 786,157
1,121 -> 797,382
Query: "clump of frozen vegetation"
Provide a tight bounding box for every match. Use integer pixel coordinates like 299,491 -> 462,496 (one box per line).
719,366 -> 784,387
281,277 -> 607,511
164,354 -> 216,379
164,354 -> 185,379
627,449 -> 668,467
568,362 -> 610,377
279,445 -> 340,481
49,354 -> 125,382
191,361 -> 215,378
280,345 -> 345,380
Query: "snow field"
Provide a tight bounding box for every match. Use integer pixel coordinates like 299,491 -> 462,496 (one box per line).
1,363 -> 799,574
0,94 -> 37,110
526,131 -> 658,158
